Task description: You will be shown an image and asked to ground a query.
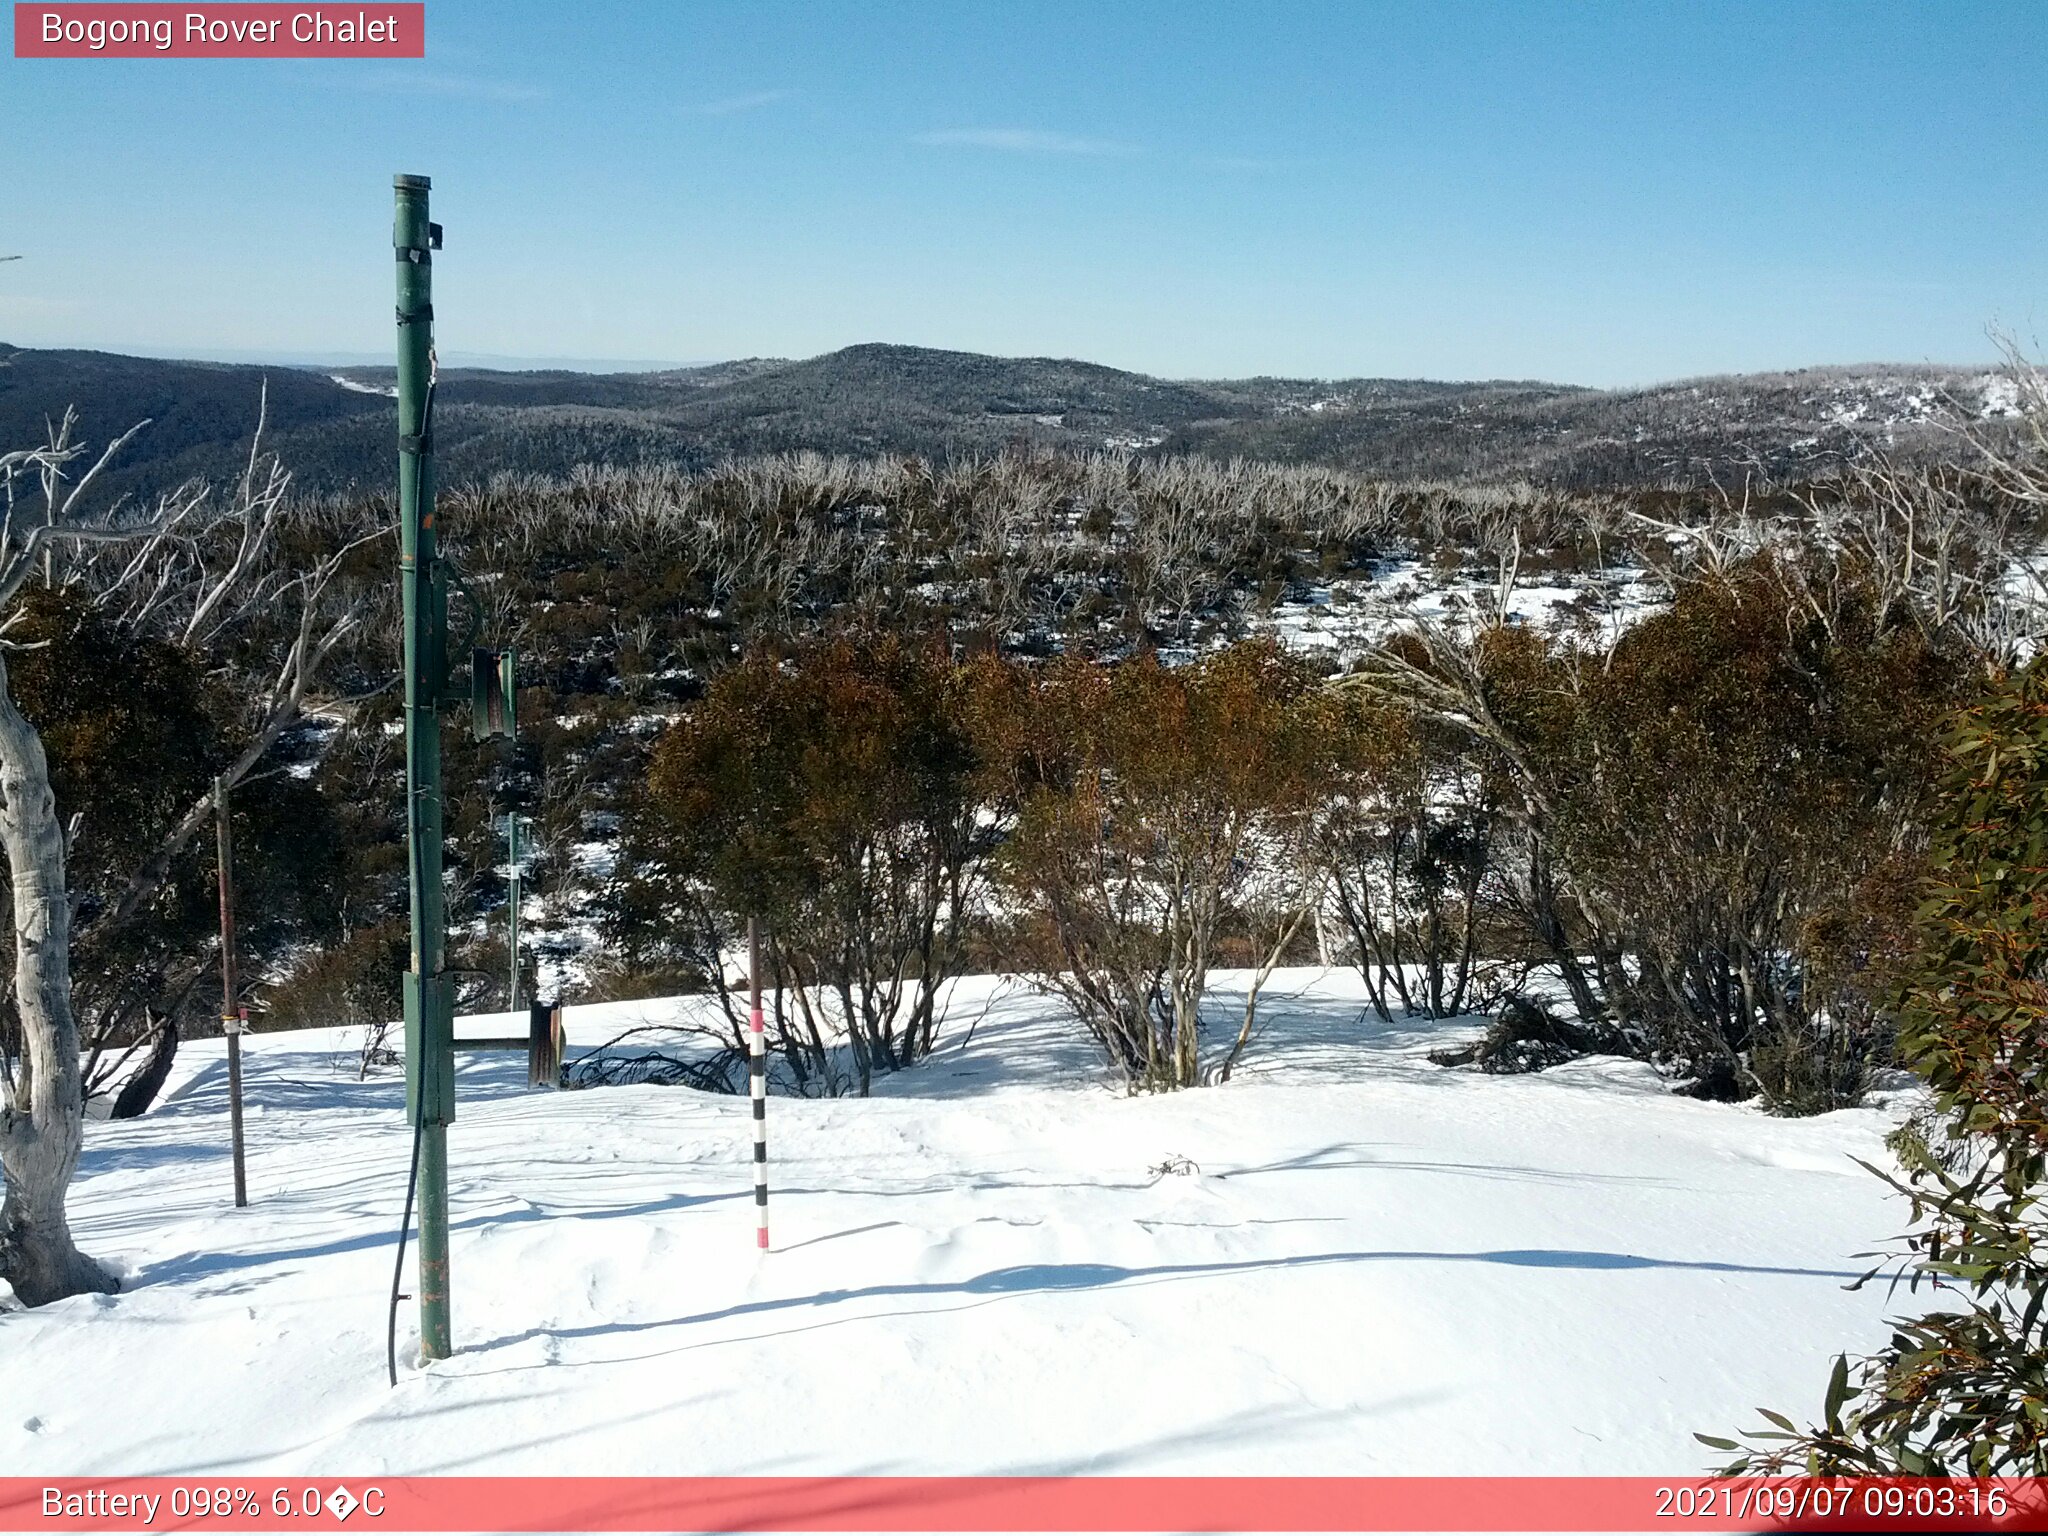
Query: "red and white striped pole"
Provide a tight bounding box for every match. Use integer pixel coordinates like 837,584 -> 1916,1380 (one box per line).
748,916 -> 769,1251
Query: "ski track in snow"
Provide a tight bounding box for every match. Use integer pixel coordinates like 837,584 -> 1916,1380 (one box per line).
3,970 -> 1919,1477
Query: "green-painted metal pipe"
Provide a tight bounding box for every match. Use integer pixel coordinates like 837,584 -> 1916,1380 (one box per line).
394,172 -> 452,1363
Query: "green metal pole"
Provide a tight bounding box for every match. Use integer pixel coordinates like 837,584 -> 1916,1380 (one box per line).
395,172 -> 453,1363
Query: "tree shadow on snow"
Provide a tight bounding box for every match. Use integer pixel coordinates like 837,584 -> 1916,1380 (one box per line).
132,1188 -> 749,1288
150,1053 -> 531,1125
455,1245 -> 1866,1372
1213,1142 -> 1684,1188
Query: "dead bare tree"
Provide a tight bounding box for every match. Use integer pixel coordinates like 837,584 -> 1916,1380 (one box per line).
0,433 -> 177,1305
1627,471 -> 1774,596
1133,492 -> 1218,645
1211,824 -> 1324,1084
1,406 -> 379,1305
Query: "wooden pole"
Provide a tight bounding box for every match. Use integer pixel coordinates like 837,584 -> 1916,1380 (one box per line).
748,916 -> 768,1251
214,776 -> 248,1208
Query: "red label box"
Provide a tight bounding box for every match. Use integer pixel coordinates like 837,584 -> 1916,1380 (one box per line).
13,4 -> 425,57
5,1477 -> 2048,1533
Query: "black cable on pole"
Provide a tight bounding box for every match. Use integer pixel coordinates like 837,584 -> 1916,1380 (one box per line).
387,1100 -> 425,1387
389,337 -> 441,1389
389,787 -> 437,1386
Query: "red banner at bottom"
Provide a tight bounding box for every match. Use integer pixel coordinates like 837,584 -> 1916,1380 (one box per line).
4,1477 -> 2046,1533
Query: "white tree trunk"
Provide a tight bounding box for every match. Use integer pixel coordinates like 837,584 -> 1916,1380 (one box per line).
0,658 -> 116,1305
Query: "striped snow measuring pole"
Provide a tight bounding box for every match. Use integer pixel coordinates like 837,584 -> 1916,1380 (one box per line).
748,916 -> 769,1250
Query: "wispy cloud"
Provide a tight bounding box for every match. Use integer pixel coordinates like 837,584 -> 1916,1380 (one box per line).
1203,154 -> 1300,174
915,128 -> 1140,157
693,89 -> 796,116
323,69 -> 545,102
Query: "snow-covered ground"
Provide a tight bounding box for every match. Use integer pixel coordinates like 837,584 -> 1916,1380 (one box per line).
1253,559 -> 1665,668
4,970 -> 1919,1479
327,373 -> 397,399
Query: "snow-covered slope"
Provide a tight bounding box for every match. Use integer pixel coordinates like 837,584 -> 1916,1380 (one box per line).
4,971 -> 1918,1478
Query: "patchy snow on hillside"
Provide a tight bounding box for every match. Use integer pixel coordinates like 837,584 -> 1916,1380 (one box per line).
328,373 -> 397,398
3,970 -> 1921,1480
1980,374 -> 2026,420
1255,558 -> 1664,663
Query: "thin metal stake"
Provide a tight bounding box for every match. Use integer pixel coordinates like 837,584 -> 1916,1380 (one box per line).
749,916 -> 769,1251
505,812 -> 522,1012
214,776 -> 248,1208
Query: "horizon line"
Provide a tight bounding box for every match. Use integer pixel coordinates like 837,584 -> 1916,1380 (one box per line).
0,338 -> 2010,396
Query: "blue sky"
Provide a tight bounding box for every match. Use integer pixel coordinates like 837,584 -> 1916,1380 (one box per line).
2,1 -> 2042,385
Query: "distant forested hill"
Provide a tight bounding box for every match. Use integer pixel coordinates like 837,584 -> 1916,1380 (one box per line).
0,340 -> 2017,500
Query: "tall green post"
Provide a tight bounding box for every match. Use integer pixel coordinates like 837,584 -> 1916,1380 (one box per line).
395,172 -> 453,1362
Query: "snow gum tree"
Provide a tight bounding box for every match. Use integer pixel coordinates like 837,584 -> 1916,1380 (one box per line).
0,639 -> 111,1304
1,408 -> 373,1306
0,431 -> 161,1303
1317,690 -> 1504,1022
1709,665 -> 2048,1475
1546,560 -> 1964,1103
637,634 -> 989,1096
1353,555 -> 1969,1108
976,640 -> 1338,1090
